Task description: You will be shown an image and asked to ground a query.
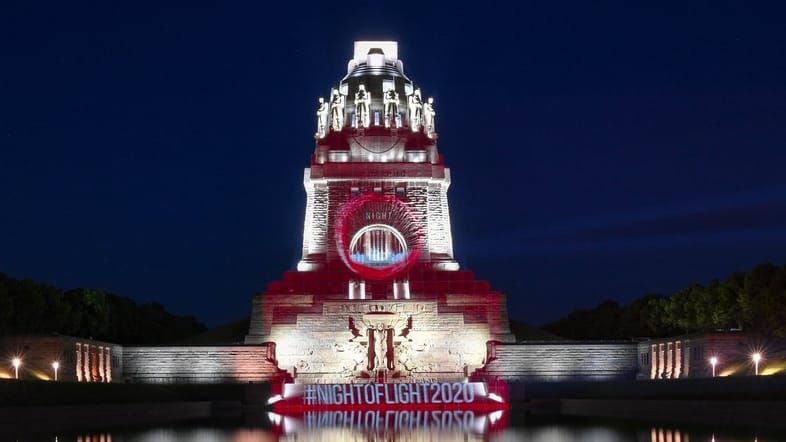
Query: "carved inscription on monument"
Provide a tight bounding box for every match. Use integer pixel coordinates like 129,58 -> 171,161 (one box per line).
324,301 -> 435,315
365,211 -> 395,221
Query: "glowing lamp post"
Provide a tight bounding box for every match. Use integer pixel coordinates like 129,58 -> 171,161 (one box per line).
709,356 -> 718,377
52,361 -> 60,381
752,352 -> 762,375
12,358 -> 21,380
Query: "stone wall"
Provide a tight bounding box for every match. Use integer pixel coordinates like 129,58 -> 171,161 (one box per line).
476,341 -> 639,382
4,336 -> 651,385
0,336 -> 121,383
122,345 -> 279,384
637,331 -> 776,379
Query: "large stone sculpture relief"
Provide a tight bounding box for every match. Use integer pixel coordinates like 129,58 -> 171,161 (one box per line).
266,300 -> 491,384
333,340 -> 367,381
344,313 -> 416,380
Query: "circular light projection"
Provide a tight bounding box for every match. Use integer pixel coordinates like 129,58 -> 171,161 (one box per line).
349,224 -> 408,267
335,193 -> 421,280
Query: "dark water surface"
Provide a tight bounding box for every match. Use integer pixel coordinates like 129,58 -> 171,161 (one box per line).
5,409 -> 786,441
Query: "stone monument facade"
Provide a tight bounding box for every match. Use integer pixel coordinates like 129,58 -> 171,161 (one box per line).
245,41 -> 515,384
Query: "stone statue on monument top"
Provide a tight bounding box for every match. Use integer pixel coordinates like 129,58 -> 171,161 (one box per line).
383,88 -> 400,128
354,84 -> 371,128
423,97 -> 436,138
329,88 -> 345,132
408,88 -> 423,131
316,97 -> 328,138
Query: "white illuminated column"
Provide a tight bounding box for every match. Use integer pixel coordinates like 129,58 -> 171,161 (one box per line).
52,361 -> 60,381
709,356 -> 717,377
752,352 -> 762,375
12,358 -> 21,380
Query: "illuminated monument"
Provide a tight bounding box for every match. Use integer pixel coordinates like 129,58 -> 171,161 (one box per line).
245,41 -> 515,384
2,42 -> 641,387
8,43 -> 778,395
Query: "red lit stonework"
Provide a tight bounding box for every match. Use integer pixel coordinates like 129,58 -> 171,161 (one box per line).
245,42 -> 515,394
335,193 -> 422,281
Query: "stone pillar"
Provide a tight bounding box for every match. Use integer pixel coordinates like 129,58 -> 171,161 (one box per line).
674,341 -> 682,379
97,346 -> 104,382
665,342 -> 673,379
105,347 -> 112,383
76,343 -> 83,382
658,343 -> 665,379
650,344 -> 657,379
91,345 -> 99,382
83,344 -> 91,382
682,340 -> 690,378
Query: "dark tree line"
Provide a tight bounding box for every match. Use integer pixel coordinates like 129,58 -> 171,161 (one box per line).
0,272 -> 206,344
542,262 -> 786,340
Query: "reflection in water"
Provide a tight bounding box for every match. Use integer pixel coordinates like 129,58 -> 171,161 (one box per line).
647,427 -> 771,442
40,417 -> 775,442
71,429 -> 275,442
651,427 -> 689,442
272,410 -> 503,441
499,425 -> 633,442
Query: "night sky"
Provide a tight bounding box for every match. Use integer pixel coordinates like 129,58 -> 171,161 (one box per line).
2,2 -> 786,327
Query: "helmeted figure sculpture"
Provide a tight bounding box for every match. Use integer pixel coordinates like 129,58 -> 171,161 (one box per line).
315,97 -> 328,138
423,97 -> 436,138
354,84 -> 371,128
408,88 -> 423,131
375,324 -> 388,371
329,88 -> 345,132
383,88 -> 400,128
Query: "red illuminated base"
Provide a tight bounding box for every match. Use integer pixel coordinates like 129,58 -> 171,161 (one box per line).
269,380 -> 509,413
245,261 -> 517,384
249,262 -> 514,341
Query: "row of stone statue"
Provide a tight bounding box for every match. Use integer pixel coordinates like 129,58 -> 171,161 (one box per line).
316,85 -> 435,138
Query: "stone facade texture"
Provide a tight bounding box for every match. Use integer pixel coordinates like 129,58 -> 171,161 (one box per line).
637,331 -> 776,379
476,341 -> 639,381
122,345 -> 279,384
0,335 -> 122,383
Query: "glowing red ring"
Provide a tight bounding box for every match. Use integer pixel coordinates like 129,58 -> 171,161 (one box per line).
335,193 -> 421,281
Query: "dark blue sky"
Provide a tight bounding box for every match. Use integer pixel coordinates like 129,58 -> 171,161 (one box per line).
2,2 -> 786,327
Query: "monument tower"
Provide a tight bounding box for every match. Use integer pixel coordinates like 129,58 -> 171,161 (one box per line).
246,42 -> 514,384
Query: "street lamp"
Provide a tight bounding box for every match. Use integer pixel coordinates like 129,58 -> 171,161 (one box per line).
752,352 -> 762,375
12,358 -> 21,380
709,356 -> 718,377
52,361 -> 59,381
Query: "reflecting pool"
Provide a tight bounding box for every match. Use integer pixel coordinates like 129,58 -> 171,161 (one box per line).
4,409 -> 785,441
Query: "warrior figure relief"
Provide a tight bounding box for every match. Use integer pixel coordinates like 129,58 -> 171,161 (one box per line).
423,97 -> 436,138
354,84 -> 371,128
329,88 -> 345,132
315,97 -> 328,138
408,88 -> 423,131
348,315 -> 414,377
375,324 -> 388,371
383,88 -> 400,128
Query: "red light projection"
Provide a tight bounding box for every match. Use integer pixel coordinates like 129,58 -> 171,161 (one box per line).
335,193 -> 422,281
269,380 -> 509,412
